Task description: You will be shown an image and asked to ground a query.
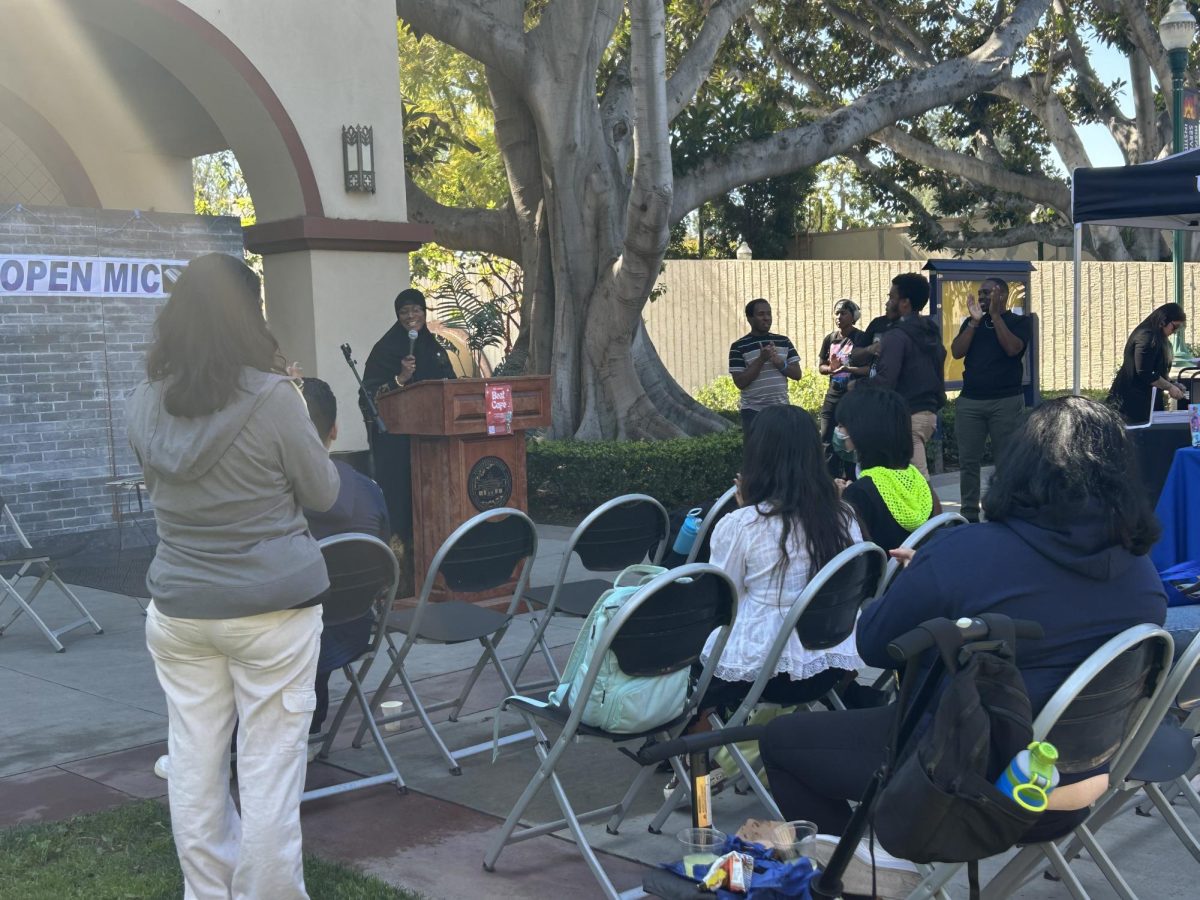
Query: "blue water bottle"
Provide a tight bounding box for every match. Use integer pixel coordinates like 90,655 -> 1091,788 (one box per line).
995,741 -> 1060,812
672,508 -> 704,556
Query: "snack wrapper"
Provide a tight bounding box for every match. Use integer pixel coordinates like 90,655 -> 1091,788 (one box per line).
698,851 -> 754,893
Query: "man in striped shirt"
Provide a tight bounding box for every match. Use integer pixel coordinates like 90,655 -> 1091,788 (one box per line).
728,298 -> 802,431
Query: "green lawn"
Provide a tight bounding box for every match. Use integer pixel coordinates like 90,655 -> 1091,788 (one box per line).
0,800 -> 420,900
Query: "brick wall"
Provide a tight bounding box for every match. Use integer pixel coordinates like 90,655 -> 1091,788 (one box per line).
1,206 -> 242,547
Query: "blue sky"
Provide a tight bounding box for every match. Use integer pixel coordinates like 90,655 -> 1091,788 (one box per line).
1073,40 -> 1145,169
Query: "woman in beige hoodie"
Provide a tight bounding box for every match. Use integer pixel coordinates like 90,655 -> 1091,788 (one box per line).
128,253 -> 339,900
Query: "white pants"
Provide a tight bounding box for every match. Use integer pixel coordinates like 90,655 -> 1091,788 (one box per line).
146,602 -> 323,900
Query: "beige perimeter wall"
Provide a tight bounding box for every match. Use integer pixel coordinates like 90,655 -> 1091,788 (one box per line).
644,260 -> 1200,395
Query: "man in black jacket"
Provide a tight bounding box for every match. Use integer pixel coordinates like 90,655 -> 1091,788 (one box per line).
871,272 -> 945,477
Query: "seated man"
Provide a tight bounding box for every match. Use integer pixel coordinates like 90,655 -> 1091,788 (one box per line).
300,378 -> 390,738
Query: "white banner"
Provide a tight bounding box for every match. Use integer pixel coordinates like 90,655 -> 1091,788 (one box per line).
0,254 -> 187,298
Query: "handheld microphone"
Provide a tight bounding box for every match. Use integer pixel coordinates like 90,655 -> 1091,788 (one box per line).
407,329 -> 418,357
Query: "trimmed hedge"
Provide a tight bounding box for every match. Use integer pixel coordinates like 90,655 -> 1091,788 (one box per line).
527,427 -> 743,519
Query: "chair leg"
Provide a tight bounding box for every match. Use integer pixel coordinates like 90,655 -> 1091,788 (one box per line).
509,608 -> 561,689
48,568 -> 103,634
1073,823 -> 1138,900
646,755 -> 691,835
604,755 -> 661,835
1042,839 -> 1095,900
352,636 -> 409,748
0,573 -> 65,651
344,670 -> 406,792
397,664 -> 462,774
484,732 -> 556,872
547,764 -> 621,900
723,740 -> 782,820
906,862 -> 962,900
979,845 -> 1050,899
1144,781 -> 1200,863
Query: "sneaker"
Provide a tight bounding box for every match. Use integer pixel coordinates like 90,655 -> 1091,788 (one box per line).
306,741 -> 323,763
809,833 -> 920,900
153,755 -> 170,780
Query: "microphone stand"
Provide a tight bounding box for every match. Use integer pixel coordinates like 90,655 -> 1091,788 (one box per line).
340,342 -> 387,435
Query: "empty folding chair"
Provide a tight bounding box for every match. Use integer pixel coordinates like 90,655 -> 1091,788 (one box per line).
908,624 -> 1174,900
301,533 -> 405,803
0,495 -> 102,652
483,563 -> 738,900
877,511 -> 968,595
507,493 -> 668,691
683,484 -> 739,565
642,541 -> 888,834
354,507 -> 537,774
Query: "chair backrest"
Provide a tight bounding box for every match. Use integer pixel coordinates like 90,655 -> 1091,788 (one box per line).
318,533 -> 398,626
435,508 -> 538,593
685,485 -> 740,565
0,496 -> 34,550
878,512 -> 968,593
569,494 -> 669,571
795,542 -> 889,650
1033,625 -> 1173,777
606,565 -> 737,678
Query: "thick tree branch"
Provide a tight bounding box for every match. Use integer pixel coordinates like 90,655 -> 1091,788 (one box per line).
396,0 -> 526,84
1118,0 -> 1174,94
672,0 -> 1052,222
665,0 -> 755,121
876,125 -> 1071,212
405,176 -> 521,261
1053,0 -> 1128,128
993,76 -> 1092,171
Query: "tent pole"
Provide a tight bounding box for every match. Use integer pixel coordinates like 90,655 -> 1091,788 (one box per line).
1073,224 -> 1082,396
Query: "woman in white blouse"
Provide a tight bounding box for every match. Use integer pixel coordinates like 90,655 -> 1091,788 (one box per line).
699,404 -> 863,715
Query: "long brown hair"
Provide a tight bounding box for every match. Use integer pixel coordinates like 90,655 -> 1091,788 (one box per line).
146,253 -> 284,417
741,405 -> 854,579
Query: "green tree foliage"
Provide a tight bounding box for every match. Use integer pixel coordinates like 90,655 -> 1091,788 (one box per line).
192,150 -> 254,225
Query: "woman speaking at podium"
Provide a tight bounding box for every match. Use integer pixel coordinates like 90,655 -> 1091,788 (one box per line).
362,288 -> 456,542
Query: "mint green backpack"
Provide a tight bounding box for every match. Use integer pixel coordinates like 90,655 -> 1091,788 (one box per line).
545,564 -> 692,733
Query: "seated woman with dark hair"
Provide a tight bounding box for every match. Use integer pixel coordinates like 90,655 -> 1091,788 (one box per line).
759,397 -> 1166,850
834,386 -> 941,551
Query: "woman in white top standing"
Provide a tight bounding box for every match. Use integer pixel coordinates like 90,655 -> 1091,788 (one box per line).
699,404 -> 864,715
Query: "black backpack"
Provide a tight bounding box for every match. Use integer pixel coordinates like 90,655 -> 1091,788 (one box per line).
872,616 -> 1042,870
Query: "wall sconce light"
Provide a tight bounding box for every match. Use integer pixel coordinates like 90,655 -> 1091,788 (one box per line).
342,125 -> 375,193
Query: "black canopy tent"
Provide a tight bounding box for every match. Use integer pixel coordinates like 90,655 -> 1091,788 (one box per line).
1071,148 -> 1200,392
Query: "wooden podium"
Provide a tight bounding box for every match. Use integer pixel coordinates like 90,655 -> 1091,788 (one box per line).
376,376 -> 551,604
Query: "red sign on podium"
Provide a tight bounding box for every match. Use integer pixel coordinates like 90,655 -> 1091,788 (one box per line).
485,382 -> 513,435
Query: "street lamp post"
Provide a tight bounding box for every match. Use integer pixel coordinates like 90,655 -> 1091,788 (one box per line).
1160,0 -> 1198,308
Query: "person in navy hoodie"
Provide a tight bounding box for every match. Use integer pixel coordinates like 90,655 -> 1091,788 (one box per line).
759,396 -> 1166,845
299,378 -> 390,737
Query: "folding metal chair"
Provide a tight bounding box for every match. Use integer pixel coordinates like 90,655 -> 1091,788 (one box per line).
641,541 -> 888,833
508,493 -> 669,692
907,623 -> 1174,900
1048,631 -> 1200,892
877,511 -> 968,595
483,563 -> 738,900
683,485 -> 739,565
353,507 -> 537,774
0,495 -> 102,652
301,533 -> 405,803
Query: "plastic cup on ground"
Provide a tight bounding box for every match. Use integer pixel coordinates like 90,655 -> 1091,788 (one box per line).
772,820 -> 818,861
677,826 -> 726,876
380,700 -> 404,732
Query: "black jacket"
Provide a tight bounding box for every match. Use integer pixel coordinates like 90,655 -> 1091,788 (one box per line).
872,314 -> 946,413
858,512 -> 1166,713
1107,325 -> 1170,424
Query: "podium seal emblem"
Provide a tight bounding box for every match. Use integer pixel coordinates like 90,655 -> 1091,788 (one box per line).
467,456 -> 513,511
